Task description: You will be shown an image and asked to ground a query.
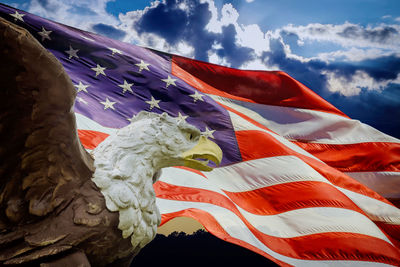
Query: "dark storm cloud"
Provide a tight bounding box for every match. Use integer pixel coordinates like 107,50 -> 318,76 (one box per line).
136,1 -> 189,45
262,38 -> 328,96
92,23 -> 126,40
135,0 -> 253,66
262,38 -> 400,138
284,23 -> 400,47
216,25 -> 254,67
338,25 -> 398,44
329,84 -> 400,138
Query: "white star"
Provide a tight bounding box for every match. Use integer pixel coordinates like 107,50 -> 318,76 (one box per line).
201,127 -> 215,139
65,45 -> 79,59
74,81 -> 89,93
37,26 -> 52,41
135,60 -> 150,72
10,11 -> 25,22
189,91 -> 205,102
118,80 -> 133,94
109,47 -> 123,56
161,75 -> 177,88
77,97 -> 88,105
100,98 -> 116,110
145,96 -> 160,110
176,112 -> 188,123
91,64 -> 106,77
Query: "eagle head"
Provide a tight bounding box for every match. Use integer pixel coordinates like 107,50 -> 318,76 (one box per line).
91,111 -> 222,250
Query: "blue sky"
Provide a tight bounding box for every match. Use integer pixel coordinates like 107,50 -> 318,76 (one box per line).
3,0 -> 400,138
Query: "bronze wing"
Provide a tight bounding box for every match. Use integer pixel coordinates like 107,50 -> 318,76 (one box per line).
0,17 -> 98,264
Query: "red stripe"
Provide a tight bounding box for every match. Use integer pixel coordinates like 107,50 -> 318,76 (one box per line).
222,181 -> 360,215
375,222 -> 400,247
160,209 -> 290,266
235,130 -> 395,206
294,141 -> 400,172
155,182 -> 400,264
274,232 -> 400,264
155,181 -> 363,216
172,56 -> 347,117
77,129 -> 109,149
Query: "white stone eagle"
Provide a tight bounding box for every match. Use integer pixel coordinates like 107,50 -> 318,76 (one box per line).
92,111 -> 222,250
0,17 -> 222,266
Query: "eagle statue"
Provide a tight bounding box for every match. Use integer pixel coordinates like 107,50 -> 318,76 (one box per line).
0,18 -> 222,266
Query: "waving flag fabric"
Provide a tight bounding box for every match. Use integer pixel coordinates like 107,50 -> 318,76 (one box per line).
1,4 -> 400,266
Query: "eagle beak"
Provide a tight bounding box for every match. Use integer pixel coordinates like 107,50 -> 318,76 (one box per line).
180,136 -> 223,171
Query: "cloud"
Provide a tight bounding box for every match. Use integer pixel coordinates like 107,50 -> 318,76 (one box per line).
262,36 -> 400,96
28,0 -> 118,31
323,70 -> 398,96
118,0 -> 260,68
92,23 -> 126,40
118,0 -> 217,60
282,22 -> 400,50
316,47 -> 396,62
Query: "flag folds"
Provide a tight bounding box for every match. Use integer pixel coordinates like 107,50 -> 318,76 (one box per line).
1,4 -> 399,266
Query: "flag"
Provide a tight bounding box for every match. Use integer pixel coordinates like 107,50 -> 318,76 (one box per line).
1,3 -> 399,266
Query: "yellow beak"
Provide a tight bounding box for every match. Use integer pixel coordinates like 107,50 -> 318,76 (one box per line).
180,136 -> 223,171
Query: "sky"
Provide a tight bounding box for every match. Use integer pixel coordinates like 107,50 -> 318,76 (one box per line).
3,0 -> 400,139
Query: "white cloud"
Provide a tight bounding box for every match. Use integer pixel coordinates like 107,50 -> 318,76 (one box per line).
323,70 -> 399,96
205,2 -> 272,58
206,3 -> 239,33
245,0 -> 255,3
382,15 -> 391,19
316,47 -> 397,62
28,0 -> 118,31
395,17 -> 400,22
208,51 -> 230,66
175,41 -> 195,58
236,24 -> 269,55
239,58 -> 278,71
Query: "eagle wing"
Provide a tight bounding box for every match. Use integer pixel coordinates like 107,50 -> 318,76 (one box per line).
0,17 -> 93,227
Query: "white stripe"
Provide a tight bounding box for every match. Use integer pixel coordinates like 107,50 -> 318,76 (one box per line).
237,206 -> 392,243
337,187 -> 400,225
157,198 -> 392,266
205,155 -> 326,192
212,95 -> 400,144
75,113 -> 117,135
345,171 -> 400,199
228,110 -> 323,162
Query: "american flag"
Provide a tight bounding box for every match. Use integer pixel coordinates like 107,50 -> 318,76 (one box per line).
1,3 -> 400,266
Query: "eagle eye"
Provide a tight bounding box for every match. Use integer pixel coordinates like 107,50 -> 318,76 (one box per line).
186,132 -> 197,142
